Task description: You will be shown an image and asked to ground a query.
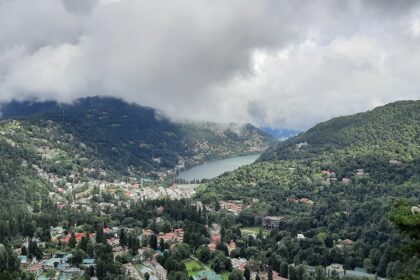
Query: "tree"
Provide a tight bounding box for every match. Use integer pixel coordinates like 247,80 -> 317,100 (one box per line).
363,258 -> 374,273
288,267 -> 297,280
229,269 -> 243,280
149,235 -> 158,250
267,267 -> 273,280
119,228 -> 127,247
324,236 -> 333,248
217,243 -> 229,256
197,246 -> 212,263
128,232 -> 140,255
314,266 -> 326,280
159,238 -> 165,250
20,246 -> 27,256
211,251 -> 231,273
71,249 -> 85,266
244,266 -> 251,280
79,234 -> 89,251
279,262 -> 288,277
68,232 -> 77,249
96,223 -> 105,244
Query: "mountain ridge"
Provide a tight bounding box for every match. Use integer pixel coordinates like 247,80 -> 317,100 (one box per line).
259,100 -> 420,162
0,96 -> 276,175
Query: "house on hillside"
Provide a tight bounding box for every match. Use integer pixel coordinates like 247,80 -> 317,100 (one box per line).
262,216 -> 284,229
219,201 -> 243,215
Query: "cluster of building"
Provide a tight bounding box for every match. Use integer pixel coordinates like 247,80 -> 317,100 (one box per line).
321,168 -> 371,186
137,184 -> 198,201
35,156 -> 200,213
20,252 -> 95,279
135,261 -> 167,280
219,200 -> 244,215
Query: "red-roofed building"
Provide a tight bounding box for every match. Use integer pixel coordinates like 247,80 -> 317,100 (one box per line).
273,271 -> 288,280
211,234 -> 221,244
158,228 -> 185,243
219,201 -> 243,215
59,232 -> 96,244
27,262 -> 43,275
208,234 -> 221,252
159,232 -> 176,242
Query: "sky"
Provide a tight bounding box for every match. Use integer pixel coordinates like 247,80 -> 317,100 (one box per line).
0,0 -> 420,129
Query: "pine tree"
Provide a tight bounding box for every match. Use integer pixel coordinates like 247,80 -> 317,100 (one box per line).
119,228 -> 127,247
96,223 -> 105,244
268,266 -> 273,280
21,245 -> 27,256
159,238 -> 165,250
149,234 -> 158,250
244,266 -> 251,280
69,232 -> 77,249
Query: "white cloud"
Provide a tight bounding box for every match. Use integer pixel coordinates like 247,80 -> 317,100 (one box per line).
0,0 -> 419,129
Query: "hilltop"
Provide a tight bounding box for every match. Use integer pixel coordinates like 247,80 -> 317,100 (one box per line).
259,100 -> 420,162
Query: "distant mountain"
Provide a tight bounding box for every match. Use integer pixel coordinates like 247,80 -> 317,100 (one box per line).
260,127 -> 300,141
0,96 -> 276,175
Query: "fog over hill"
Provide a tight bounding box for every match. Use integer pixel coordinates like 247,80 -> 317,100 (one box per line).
1,0 -> 420,129
0,96 -> 276,174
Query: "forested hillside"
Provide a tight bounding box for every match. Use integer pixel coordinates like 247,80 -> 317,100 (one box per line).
259,100 -> 420,162
1,96 -> 275,173
198,100 -> 420,278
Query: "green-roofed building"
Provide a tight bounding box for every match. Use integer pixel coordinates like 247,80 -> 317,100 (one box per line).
192,270 -> 222,280
82,258 -> 96,267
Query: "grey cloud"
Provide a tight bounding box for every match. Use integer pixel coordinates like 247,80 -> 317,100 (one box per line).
0,0 -> 419,129
62,0 -> 98,14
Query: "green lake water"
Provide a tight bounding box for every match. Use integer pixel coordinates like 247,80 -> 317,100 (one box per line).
177,153 -> 261,181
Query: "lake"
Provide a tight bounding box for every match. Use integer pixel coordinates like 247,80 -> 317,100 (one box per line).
177,153 -> 261,181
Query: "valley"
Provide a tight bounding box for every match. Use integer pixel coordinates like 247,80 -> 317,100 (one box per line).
3,2 -> 420,280
0,100 -> 418,280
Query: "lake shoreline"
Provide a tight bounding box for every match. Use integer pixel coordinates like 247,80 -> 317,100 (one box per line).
177,153 -> 261,181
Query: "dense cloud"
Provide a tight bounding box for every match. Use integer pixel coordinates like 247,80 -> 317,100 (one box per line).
0,0 -> 419,129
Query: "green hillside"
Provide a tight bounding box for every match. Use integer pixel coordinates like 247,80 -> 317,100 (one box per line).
197,100 -> 420,278
0,97 -> 275,245
259,100 -> 420,162
1,96 -> 275,175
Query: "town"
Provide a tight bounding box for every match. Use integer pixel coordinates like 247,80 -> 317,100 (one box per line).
11,166 -> 386,280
